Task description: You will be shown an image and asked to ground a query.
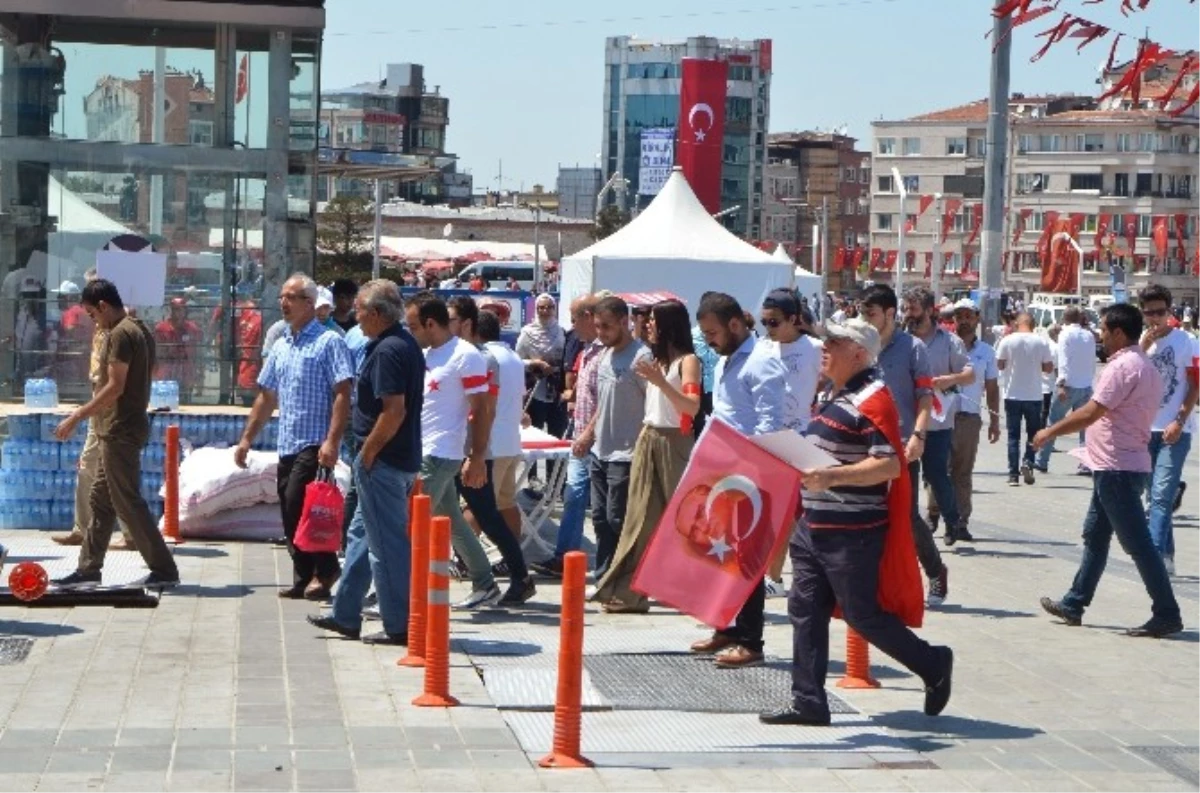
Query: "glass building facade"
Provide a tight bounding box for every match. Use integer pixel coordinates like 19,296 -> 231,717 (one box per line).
0,0 -> 325,404
602,35 -> 771,238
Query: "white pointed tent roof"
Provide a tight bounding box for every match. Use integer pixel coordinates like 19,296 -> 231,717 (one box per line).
772,243 -> 793,263
569,169 -> 778,263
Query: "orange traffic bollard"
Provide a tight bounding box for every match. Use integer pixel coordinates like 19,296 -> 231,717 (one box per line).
413,516 -> 458,707
397,493 -> 431,668
162,424 -> 183,545
538,550 -> 593,769
837,628 -> 880,689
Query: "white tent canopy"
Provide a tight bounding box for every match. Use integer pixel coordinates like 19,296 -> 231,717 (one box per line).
771,244 -> 821,306
559,168 -> 794,322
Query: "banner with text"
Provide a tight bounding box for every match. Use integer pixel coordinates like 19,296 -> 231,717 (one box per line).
638,127 -> 676,196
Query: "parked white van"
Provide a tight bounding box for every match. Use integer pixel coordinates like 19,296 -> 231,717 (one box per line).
455,261 -> 536,291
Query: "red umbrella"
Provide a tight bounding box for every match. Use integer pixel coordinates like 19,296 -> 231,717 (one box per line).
421,259 -> 454,275
460,250 -> 491,263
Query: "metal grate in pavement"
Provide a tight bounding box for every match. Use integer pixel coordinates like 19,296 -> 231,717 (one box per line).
583,652 -> 857,715
502,709 -> 908,754
0,636 -> 34,665
1128,746 -> 1199,787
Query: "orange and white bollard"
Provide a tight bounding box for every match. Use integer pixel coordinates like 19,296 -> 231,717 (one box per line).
162,424 -> 183,544
413,516 -> 458,707
538,551 -> 593,769
397,492 -> 431,668
837,628 -> 880,689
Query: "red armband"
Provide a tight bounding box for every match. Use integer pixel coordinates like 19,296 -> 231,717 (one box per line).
680,382 -> 702,433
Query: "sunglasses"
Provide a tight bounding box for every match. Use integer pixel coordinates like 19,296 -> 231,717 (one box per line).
759,317 -> 784,328
1142,308 -> 1169,318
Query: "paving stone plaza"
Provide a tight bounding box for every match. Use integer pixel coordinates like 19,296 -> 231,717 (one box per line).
0,439 -> 1196,792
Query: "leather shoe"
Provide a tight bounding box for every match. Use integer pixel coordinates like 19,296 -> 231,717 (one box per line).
361,631 -> 407,646
1040,596 -> 1082,626
304,581 -> 332,601
1125,617 -> 1184,638
307,613 -> 360,639
758,706 -> 831,726
923,646 -> 954,716
109,537 -> 137,551
690,633 -> 738,654
277,584 -> 307,599
602,600 -> 650,614
51,532 -> 83,546
713,645 -> 765,669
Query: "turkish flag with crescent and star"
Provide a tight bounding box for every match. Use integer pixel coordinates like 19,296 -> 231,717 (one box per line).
676,58 -> 728,215
632,418 -> 801,628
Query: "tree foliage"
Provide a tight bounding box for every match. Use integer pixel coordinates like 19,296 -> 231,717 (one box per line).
592,204 -> 630,240
316,195 -> 375,284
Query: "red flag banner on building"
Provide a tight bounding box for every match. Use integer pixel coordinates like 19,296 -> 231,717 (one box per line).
676,58 -> 729,215
1013,208 -> 1033,245
941,198 -> 963,243
885,250 -> 898,271
1174,214 -> 1190,260
965,203 -> 985,245
1040,215 -> 1079,293
236,54 -> 250,104
1152,215 -> 1169,260
631,419 -> 802,628
1124,218 -> 1138,257
917,194 -> 934,218
1068,213 -> 1086,234
852,245 -> 865,272
833,246 -> 846,271
870,248 -> 883,271
1095,213 -> 1112,255
923,252 -> 933,277
1036,210 -> 1060,267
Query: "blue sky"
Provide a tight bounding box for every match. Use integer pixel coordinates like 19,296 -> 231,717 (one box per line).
322,0 -> 1197,190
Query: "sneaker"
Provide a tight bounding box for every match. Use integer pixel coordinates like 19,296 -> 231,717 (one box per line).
926,567 -> 948,607
363,590 -> 378,608
361,630 -> 407,646
1007,475 -> 1020,487
1125,616 -> 1184,638
1021,463 -> 1035,485
497,576 -> 536,606
361,605 -> 381,620
1076,465 -> 1093,477
764,578 -> 788,599
955,525 -> 974,542
1163,555 -> 1176,577
454,583 -> 502,611
943,529 -> 957,548
140,572 -> 180,590
1039,596 -> 1081,626
923,646 -> 954,716
529,558 -> 564,578
52,570 -> 102,590
1173,481 -> 1187,514
758,705 -> 831,726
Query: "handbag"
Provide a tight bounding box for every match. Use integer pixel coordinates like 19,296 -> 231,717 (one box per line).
294,467 -> 344,553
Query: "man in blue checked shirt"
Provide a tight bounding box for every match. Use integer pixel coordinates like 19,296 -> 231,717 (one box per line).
236,273 -> 355,601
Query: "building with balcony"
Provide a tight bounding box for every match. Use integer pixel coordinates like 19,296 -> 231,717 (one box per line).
764,131 -> 870,291
601,35 -> 771,238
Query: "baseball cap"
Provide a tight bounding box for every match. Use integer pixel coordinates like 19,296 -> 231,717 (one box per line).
954,297 -> 979,313
762,288 -> 801,317
316,287 -> 334,310
824,317 -> 882,363
54,280 -> 81,296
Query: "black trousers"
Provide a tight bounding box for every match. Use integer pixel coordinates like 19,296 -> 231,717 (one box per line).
788,524 -> 940,718
908,461 -> 945,579
458,460 -> 529,586
692,391 -> 714,441
717,579 -> 766,653
277,446 -> 341,587
588,457 -> 631,577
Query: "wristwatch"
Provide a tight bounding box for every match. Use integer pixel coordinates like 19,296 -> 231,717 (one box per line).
913,430 -> 927,441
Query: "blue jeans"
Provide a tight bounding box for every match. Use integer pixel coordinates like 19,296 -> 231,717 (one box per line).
1061,471 -> 1180,623
331,458 -> 417,636
1036,386 -> 1093,469
1147,431 -> 1192,558
919,428 -> 961,529
554,454 -> 592,559
1005,399 -> 1043,476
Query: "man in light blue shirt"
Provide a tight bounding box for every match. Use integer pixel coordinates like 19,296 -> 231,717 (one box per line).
688,292 -> 786,670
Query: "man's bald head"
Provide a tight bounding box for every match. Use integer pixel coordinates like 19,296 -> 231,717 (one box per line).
1015,312 -> 1035,332
570,294 -> 601,341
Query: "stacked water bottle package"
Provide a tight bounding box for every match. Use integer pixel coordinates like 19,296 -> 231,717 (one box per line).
1,380 -> 280,531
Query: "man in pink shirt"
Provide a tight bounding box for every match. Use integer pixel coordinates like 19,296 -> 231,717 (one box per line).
1032,304 -> 1182,638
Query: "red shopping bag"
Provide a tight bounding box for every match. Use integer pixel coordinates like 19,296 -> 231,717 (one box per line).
294,467 -> 344,553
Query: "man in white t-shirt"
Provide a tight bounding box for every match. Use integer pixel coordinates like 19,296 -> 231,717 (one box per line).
1139,285 -> 1199,577
996,313 -> 1054,487
447,297 -> 535,605
1036,307 -> 1097,473
405,292 -> 502,610
758,289 -> 824,597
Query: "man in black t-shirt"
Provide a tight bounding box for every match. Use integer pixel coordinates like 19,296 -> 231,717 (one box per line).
310,279 -> 424,646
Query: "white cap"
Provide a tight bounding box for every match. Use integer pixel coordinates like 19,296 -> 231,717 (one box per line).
954,297 -> 979,313
824,317 -> 882,364
316,287 -> 334,310
55,280 -> 81,295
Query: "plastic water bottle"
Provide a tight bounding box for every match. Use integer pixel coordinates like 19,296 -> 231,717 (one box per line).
45,379 -> 59,409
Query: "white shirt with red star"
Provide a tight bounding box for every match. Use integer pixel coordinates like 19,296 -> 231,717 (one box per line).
422,336 -> 490,460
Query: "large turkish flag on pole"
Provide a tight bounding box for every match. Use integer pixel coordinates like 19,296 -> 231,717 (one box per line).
677,58 -> 728,215
632,419 -> 801,628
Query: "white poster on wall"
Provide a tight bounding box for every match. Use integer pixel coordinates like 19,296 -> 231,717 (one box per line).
638,127 -> 675,196
95,250 -> 168,307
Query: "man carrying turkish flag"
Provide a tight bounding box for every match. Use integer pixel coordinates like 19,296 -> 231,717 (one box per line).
676,58 -> 728,215
760,318 -> 952,726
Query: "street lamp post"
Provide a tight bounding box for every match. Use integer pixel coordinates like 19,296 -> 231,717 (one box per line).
893,167 -> 908,297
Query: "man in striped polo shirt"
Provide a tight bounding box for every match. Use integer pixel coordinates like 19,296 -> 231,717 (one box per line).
761,317 -> 953,726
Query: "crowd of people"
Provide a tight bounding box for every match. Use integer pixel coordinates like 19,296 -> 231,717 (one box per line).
20,270 -> 1193,726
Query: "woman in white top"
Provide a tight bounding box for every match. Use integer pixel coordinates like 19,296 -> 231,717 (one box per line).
594,300 -> 700,613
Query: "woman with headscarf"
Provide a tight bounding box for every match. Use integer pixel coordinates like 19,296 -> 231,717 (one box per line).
516,294 -> 567,480
593,299 -> 700,613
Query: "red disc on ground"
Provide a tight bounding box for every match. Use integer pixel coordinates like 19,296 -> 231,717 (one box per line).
8,562 -> 49,602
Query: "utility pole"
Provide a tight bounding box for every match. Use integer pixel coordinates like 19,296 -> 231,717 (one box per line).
981,0 -> 1012,329
820,196 -> 830,300
893,167 -> 907,298
932,193 -> 944,301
